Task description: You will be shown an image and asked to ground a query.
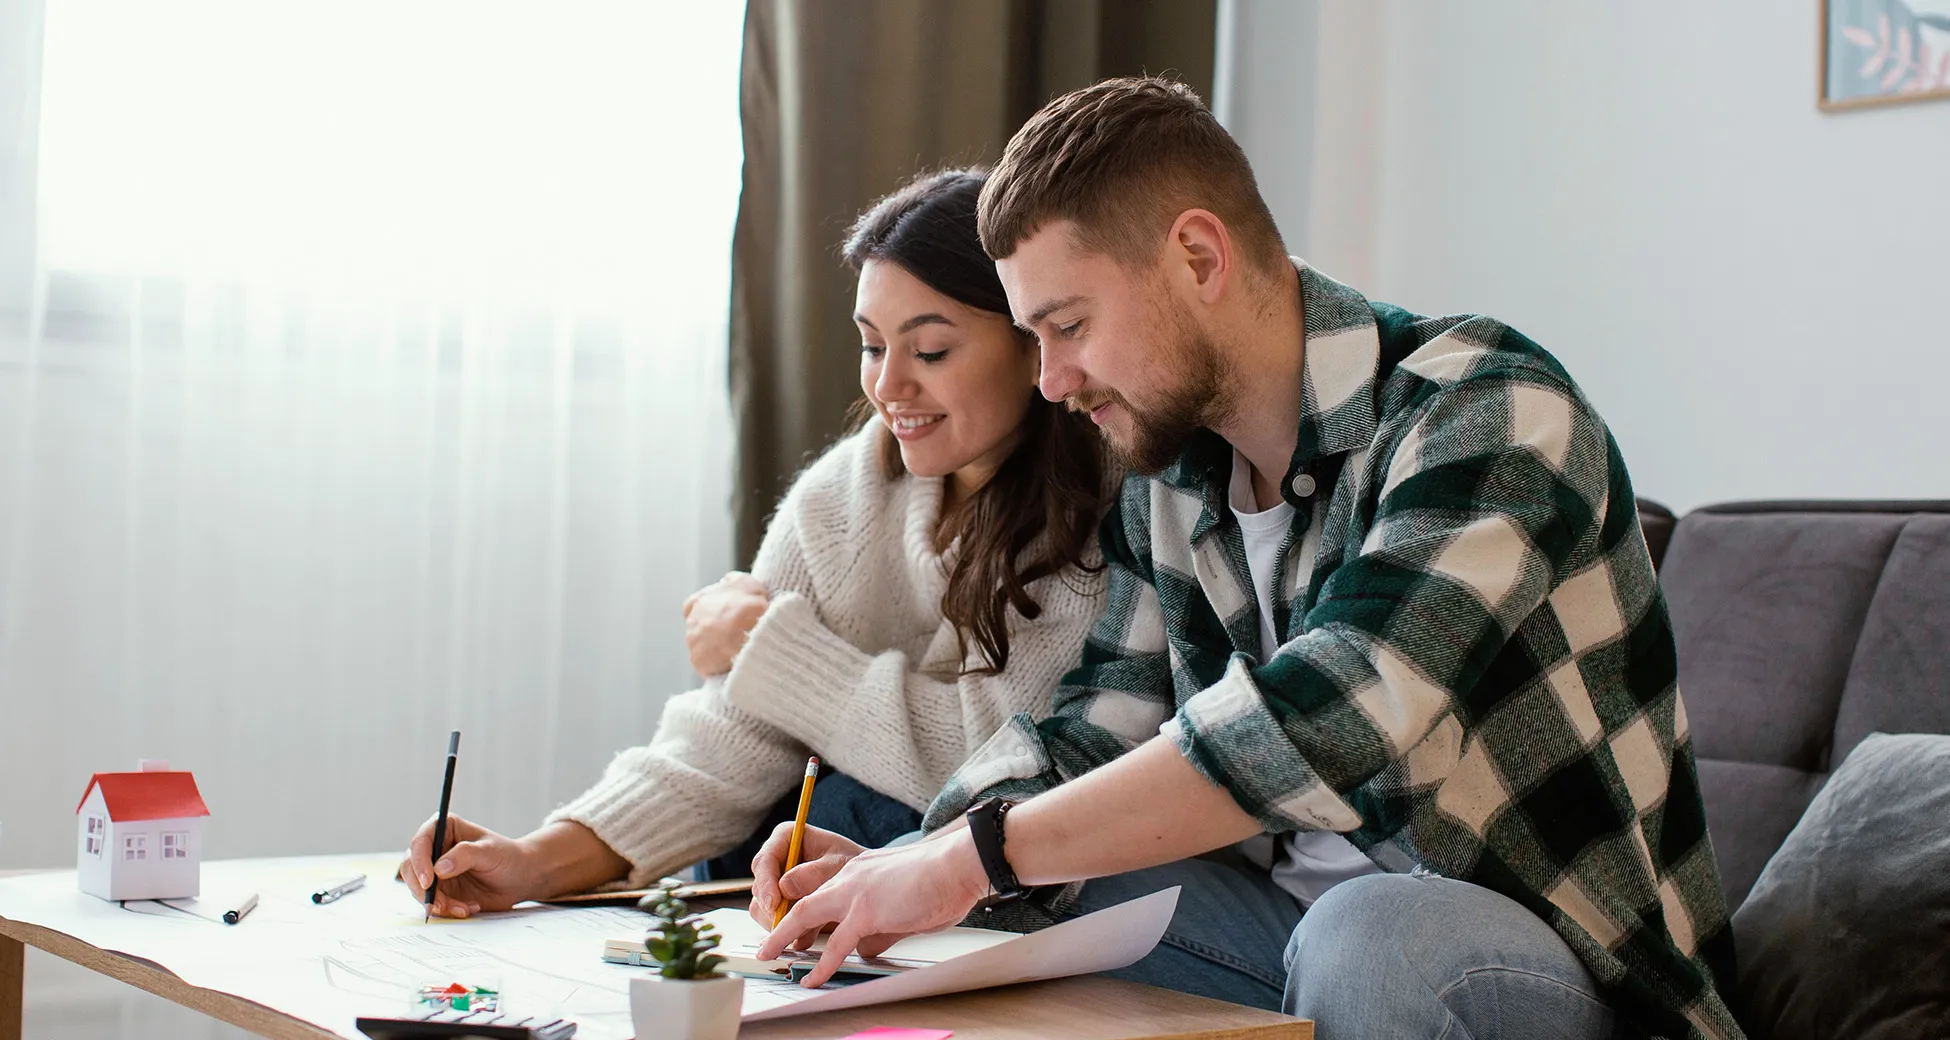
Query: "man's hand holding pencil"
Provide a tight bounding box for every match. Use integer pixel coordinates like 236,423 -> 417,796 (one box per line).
747,822 -> 865,931
751,822 -> 992,988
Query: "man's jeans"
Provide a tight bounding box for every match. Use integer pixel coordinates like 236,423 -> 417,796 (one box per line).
1064,861 -> 1617,1039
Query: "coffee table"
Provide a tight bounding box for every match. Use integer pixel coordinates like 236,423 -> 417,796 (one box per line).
1,866 -> 1311,1040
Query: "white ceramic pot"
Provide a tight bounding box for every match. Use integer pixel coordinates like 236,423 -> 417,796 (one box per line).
629,972 -> 744,1040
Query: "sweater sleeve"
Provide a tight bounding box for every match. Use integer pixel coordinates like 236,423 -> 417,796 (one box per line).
542,679 -> 808,888
722,428 -> 1106,811
718,565 -> 1104,811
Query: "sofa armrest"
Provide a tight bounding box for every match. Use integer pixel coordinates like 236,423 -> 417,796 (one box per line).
1636,496 -> 1676,573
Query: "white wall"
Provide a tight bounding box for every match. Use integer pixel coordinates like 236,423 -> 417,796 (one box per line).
1217,1 -> 1950,511
0,0 -> 38,321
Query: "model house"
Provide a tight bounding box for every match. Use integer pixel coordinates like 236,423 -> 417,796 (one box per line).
75,762 -> 210,902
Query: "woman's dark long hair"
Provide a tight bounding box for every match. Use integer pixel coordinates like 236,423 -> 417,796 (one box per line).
842,168 -> 1108,676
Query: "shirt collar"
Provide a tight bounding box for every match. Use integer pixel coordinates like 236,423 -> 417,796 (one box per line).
1289,260 -> 1383,468
1159,259 -> 1382,537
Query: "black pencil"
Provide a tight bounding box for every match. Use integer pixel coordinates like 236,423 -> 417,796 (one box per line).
425,730 -> 460,922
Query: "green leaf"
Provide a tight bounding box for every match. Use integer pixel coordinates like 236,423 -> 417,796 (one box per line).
640,890 -> 732,977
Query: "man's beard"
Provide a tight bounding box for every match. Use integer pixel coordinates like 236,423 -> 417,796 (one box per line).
1070,309 -> 1231,475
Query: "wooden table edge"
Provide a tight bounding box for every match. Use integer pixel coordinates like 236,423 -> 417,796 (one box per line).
0,915 -> 337,1040
1,924 -> 21,1040
735,973 -> 1313,1040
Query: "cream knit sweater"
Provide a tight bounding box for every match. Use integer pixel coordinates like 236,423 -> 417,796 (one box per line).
545,424 -> 1107,887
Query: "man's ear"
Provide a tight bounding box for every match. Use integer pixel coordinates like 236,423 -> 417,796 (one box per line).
1168,209 -> 1234,305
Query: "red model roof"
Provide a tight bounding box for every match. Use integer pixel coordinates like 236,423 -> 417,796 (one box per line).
75,772 -> 211,822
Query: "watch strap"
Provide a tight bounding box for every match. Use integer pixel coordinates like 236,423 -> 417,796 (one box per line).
966,797 -> 1025,903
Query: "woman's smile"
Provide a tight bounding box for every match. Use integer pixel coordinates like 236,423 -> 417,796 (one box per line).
887,411 -> 946,440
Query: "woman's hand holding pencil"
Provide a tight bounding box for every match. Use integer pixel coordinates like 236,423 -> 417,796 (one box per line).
401,815 -> 630,919
401,813 -> 531,919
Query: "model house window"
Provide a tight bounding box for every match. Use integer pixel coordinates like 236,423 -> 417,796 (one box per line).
85,815 -> 105,857
162,831 -> 189,860
124,834 -> 146,861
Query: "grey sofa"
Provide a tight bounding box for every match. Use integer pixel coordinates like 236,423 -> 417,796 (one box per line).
1643,499 -> 1950,1035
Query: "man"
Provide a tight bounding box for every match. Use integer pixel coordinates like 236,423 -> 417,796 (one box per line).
751,77 -> 1741,1040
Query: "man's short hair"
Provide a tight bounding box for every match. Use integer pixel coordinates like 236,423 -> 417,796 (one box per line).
978,76 -> 1285,272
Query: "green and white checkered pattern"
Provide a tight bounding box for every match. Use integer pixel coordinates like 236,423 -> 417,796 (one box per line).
925,264 -> 1741,1040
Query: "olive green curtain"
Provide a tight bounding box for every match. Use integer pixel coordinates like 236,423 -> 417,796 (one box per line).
728,0 -> 1216,563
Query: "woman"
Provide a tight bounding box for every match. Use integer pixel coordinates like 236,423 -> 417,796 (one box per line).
400,169 -> 1110,915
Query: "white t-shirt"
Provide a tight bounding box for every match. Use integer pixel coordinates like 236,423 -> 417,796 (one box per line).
1228,449 -> 1382,907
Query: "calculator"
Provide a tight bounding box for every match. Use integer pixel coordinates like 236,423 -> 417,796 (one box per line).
354,1008 -> 576,1040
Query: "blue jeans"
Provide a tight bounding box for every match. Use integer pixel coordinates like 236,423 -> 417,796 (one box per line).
702,770 -> 921,880
1285,873 -> 1616,1038
1068,864 -> 1617,1038
1059,849 -> 1304,1011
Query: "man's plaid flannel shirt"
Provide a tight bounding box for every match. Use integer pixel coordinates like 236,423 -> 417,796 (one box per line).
924,264 -> 1742,1039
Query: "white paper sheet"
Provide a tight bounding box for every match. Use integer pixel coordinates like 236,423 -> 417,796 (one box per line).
718,886 -> 1180,1022
0,854 -> 1180,1034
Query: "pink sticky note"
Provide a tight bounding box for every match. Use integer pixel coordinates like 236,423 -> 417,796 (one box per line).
841,1030 -> 953,1040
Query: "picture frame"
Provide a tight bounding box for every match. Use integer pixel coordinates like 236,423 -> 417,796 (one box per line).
1821,0 -> 1950,109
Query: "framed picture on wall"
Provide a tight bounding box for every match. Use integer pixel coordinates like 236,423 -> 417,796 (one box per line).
1822,0 -> 1950,109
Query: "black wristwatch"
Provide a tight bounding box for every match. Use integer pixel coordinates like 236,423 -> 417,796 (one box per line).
965,797 -> 1027,904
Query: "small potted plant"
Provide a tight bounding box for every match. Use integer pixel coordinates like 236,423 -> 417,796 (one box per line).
630,880 -> 743,1040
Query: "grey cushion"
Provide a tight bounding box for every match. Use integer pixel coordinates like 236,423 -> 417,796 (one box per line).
1663,510 -> 1904,772
1832,518 -> 1950,759
1660,503 -> 1950,908
1731,733 -> 1950,1040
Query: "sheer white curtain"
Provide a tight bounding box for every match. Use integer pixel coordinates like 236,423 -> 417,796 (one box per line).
0,0 -> 744,886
